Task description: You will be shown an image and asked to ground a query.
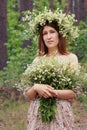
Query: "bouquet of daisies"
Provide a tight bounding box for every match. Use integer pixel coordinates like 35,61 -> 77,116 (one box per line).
22,56 -> 79,122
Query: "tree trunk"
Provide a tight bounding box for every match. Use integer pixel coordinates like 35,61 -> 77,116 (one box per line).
79,0 -> 85,21
50,0 -> 54,10
58,0 -> 61,4
20,0 -> 33,11
0,0 -> 7,70
66,0 -> 86,21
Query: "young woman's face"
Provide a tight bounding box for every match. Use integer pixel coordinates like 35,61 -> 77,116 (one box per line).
42,26 -> 59,49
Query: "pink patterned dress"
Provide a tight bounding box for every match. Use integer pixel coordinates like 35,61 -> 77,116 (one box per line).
24,96 -> 75,130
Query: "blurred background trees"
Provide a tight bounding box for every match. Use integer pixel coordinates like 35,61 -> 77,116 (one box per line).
0,1 -> 87,129
0,0 -> 87,88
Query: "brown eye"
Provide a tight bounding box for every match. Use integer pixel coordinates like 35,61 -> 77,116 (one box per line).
50,30 -> 55,33
43,32 -> 47,36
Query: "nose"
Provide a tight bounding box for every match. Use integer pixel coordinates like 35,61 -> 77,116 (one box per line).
47,33 -> 51,39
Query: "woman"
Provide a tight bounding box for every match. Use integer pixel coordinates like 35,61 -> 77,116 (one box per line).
23,8 -> 79,130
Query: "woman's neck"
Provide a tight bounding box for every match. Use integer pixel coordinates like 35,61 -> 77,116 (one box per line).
47,48 -> 60,56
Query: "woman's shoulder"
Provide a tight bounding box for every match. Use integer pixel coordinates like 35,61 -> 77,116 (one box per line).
32,56 -> 43,64
33,56 -> 40,62
32,56 -> 40,64
68,53 -> 78,62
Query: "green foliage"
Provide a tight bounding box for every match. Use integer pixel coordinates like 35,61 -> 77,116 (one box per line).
0,0 -> 67,87
1,0 -> 67,88
53,0 -> 67,9
70,21 -> 87,62
0,0 -> 37,87
79,63 -> 87,92
33,0 -> 50,10
39,97 -> 56,122
33,0 -> 67,10
0,0 -> 87,93
73,63 -> 87,99
77,94 -> 87,106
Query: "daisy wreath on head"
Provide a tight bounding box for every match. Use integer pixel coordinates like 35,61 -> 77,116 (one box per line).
22,7 -> 79,44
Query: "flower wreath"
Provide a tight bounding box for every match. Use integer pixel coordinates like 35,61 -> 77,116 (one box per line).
23,7 -> 79,44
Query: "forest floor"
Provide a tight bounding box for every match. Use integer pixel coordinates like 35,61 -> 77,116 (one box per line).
0,100 -> 87,130
73,100 -> 87,130
0,85 -> 87,130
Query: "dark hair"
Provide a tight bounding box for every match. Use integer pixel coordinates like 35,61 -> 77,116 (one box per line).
38,21 -> 68,56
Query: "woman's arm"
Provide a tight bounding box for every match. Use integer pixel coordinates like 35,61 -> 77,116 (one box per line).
24,86 -> 76,100
56,90 -> 76,99
49,89 -> 76,100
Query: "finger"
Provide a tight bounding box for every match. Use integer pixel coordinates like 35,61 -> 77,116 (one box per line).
43,90 -> 53,97
46,91 -> 52,97
43,94 -> 49,98
49,90 -> 57,96
40,92 -> 49,98
47,85 -> 54,89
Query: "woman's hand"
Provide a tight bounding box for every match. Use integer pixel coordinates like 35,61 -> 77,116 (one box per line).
33,84 -> 55,98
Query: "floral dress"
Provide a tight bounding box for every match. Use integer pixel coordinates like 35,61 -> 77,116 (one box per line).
23,54 -> 79,130
25,98 -> 75,130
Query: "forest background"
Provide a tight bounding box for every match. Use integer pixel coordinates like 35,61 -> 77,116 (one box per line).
0,0 -> 87,130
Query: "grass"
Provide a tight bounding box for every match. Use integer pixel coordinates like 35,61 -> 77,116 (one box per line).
0,96 -> 87,130
0,99 -> 29,130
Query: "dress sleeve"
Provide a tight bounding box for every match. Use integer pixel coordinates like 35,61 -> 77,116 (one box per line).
23,87 -> 30,100
23,87 -> 39,101
32,56 -> 40,64
69,53 -> 80,75
23,57 -> 40,101
69,53 -> 82,96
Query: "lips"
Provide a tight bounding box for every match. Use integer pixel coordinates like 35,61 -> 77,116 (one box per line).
47,40 -> 53,43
